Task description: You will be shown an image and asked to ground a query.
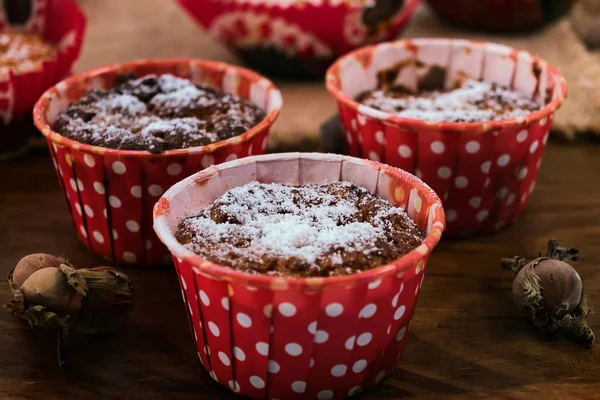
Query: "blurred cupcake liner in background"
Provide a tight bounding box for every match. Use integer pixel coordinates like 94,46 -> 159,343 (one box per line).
176,0 -> 421,79
0,0 -> 86,161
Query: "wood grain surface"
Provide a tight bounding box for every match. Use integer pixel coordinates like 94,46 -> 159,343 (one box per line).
1,1 -> 600,399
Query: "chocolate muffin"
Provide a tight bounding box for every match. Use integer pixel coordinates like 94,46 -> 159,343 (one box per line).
357,79 -> 541,123
52,74 -> 267,153
0,29 -> 57,159
0,29 -> 56,72
176,181 -> 425,278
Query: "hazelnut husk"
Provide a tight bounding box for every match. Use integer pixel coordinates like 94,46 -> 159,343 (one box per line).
72,266 -> 136,334
501,240 -> 594,347
5,255 -> 136,368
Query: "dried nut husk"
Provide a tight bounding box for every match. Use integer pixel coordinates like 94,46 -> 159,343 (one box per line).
5,264 -> 87,329
72,266 -> 136,334
502,240 -> 594,347
13,253 -> 65,287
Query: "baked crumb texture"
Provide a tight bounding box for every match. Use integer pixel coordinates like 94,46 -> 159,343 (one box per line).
0,29 -> 56,72
358,79 -> 541,123
176,181 -> 425,278
52,74 -> 266,153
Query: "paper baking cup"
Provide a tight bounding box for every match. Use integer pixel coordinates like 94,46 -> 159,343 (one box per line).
176,0 -> 420,77
153,152 -> 445,399
0,0 -> 86,154
326,38 -> 566,237
33,59 -> 283,267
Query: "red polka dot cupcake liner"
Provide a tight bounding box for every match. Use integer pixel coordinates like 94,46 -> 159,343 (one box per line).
0,0 -> 86,159
175,0 -> 420,76
326,38 -> 567,237
33,59 -> 283,267
153,153 -> 445,399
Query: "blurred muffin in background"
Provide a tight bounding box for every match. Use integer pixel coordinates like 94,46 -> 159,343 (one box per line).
425,0 -> 573,33
176,0 -> 420,79
0,0 -> 86,161
570,0 -> 600,49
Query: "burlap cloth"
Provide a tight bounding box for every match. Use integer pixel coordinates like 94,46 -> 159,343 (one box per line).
77,0 -> 600,149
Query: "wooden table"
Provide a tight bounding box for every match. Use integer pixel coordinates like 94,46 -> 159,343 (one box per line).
1,1 -> 600,399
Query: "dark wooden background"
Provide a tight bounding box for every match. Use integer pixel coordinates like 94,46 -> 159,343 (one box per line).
1,1 -> 600,399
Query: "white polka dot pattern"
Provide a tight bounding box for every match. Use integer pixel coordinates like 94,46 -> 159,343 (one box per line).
291,381 -> 306,393
331,364 -> 347,377
268,360 -> 280,373
356,332 -> 372,346
278,302 -> 296,317
352,359 -> 367,373
430,141 -> 445,154
445,210 -> 457,222
437,167 -> 452,179
465,141 -> 480,153
285,343 -> 302,356
454,176 -> 468,188
318,390 -> 334,400
250,376 -> 265,389
345,336 -> 356,350
112,161 -> 126,175
130,186 -> 142,198
126,220 -> 140,232
334,114 -> 552,236
398,145 -> 412,158
314,330 -> 329,344
218,352 -> 231,366
167,163 -> 183,176
325,303 -> 343,317
256,342 -> 269,356
93,182 -> 105,194
237,313 -> 252,328
359,304 -> 377,319
233,347 -> 245,361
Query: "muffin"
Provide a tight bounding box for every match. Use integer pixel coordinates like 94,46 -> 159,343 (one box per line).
33,60 -> 282,266
52,73 -> 266,153
356,79 -> 542,123
175,181 -> 425,278
425,0 -> 573,33
0,0 -> 86,160
175,0 -> 421,79
326,38 -> 567,237
153,153 -> 445,399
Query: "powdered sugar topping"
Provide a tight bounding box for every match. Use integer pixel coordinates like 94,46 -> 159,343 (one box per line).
96,94 -> 147,115
176,181 -> 425,277
53,73 -> 266,153
360,79 -> 541,123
